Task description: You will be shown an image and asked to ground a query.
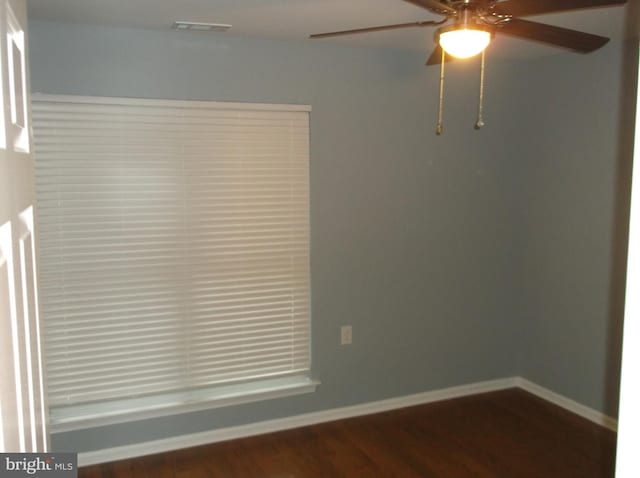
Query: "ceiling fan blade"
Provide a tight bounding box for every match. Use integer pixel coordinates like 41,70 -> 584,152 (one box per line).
403,0 -> 457,15
426,45 -> 454,65
499,18 -> 609,52
310,20 -> 442,39
493,0 -> 626,17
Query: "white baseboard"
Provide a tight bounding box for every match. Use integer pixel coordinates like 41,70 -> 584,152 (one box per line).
515,377 -> 618,431
77,376 -> 617,467
77,377 -> 515,466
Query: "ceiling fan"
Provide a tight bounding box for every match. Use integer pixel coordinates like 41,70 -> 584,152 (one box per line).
310,0 -> 626,133
311,0 -> 626,63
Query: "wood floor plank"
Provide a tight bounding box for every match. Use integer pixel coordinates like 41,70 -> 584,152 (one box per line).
79,389 -> 616,477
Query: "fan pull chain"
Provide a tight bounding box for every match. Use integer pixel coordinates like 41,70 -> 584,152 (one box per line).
475,49 -> 486,130
436,47 -> 445,135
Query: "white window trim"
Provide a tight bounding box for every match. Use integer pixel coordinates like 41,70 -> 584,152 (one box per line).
50,376 -> 320,433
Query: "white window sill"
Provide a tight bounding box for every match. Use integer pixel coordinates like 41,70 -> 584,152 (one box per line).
50,376 -> 320,433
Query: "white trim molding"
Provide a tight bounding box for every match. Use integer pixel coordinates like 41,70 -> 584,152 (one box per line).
76,376 -> 618,467
514,378 -> 618,431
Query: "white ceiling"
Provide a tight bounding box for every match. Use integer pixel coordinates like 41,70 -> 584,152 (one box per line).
26,0 -> 628,59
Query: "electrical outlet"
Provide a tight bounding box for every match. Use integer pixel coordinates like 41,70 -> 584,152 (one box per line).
341,325 -> 352,345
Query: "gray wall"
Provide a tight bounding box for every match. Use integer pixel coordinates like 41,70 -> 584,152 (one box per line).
28,19 -> 630,452
509,40 -> 636,417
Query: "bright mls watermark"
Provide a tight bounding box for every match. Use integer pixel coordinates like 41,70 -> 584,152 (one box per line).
0,453 -> 77,477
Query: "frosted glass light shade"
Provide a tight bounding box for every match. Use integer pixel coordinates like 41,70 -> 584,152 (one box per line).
439,28 -> 491,59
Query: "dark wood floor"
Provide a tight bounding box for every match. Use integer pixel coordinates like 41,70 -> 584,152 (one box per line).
80,388 -> 617,478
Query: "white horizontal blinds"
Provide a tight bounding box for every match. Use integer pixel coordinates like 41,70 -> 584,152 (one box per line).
32,96 -> 311,408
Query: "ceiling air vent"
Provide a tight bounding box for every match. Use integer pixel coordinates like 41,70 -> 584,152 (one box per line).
172,21 -> 232,32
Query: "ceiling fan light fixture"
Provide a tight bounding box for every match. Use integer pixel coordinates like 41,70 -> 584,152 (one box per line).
438,26 -> 491,59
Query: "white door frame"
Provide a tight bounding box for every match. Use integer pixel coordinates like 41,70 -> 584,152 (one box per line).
0,0 -> 48,453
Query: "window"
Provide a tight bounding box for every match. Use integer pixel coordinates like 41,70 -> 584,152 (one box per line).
32,95 -> 314,430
